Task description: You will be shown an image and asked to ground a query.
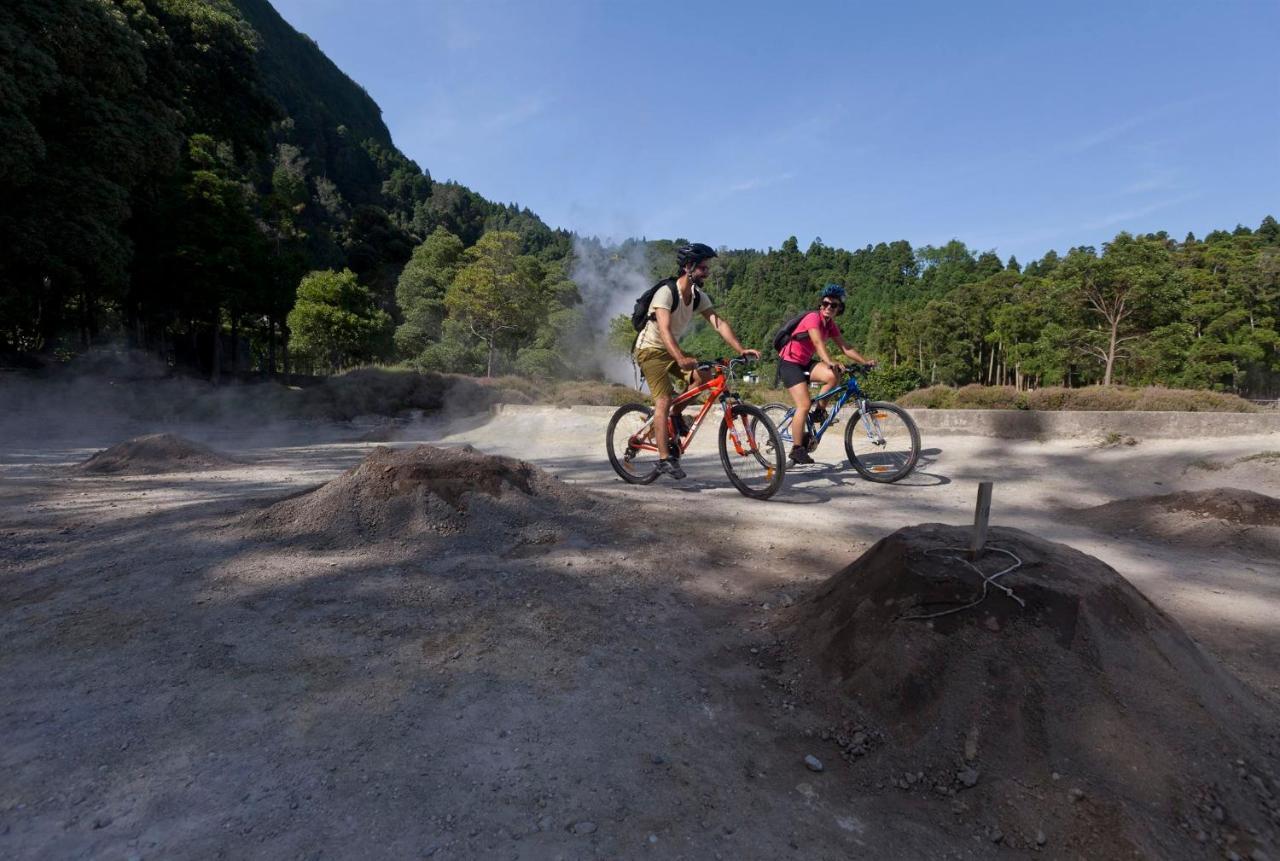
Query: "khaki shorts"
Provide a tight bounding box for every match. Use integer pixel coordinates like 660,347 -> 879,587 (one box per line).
635,347 -> 687,399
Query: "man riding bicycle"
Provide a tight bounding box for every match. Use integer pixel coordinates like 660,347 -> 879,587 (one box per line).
633,242 -> 760,480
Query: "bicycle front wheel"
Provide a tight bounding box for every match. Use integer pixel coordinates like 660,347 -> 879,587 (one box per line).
843,401 -> 921,483
606,403 -> 661,484
719,403 -> 785,500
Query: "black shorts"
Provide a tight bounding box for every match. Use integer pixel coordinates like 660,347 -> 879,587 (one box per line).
778,359 -> 813,388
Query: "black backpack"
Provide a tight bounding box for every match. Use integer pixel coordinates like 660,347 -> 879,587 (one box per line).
771,312 -> 808,354
631,278 -> 700,332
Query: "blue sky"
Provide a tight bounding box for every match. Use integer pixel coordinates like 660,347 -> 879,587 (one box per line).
272,0 -> 1279,262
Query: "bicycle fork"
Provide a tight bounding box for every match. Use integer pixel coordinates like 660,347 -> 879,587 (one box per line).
857,399 -> 888,446
719,400 -> 754,457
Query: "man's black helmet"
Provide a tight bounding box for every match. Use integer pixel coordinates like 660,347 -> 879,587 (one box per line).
676,242 -> 718,269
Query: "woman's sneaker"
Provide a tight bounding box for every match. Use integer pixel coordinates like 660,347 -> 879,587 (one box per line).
656,457 -> 686,480
789,446 -> 814,465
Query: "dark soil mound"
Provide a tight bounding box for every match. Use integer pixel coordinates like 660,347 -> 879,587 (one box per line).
1074,487 -> 1280,555
75,433 -> 241,474
248,444 -> 600,549
784,524 -> 1279,858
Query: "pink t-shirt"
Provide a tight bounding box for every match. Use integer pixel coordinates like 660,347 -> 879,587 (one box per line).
779,311 -> 840,365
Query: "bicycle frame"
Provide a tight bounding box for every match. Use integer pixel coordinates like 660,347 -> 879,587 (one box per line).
627,361 -> 759,457
806,375 -> 862,442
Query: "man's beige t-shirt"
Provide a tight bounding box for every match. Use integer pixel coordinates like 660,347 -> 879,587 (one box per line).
634,282 -> 713,353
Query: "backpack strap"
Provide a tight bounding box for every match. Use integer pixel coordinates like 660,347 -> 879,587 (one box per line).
668,280 -> 702,313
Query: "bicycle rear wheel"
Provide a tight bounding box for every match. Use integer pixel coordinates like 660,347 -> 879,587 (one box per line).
606,403 -> 661,484
757,402 -> 795,451
843,401 -> 921,483
719,403 -> 785,500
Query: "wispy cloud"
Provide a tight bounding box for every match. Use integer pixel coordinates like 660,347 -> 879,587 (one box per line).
1081,194 -> 1199,231
480,96 -> 548,132
727,172 -> 796,194
1116,170 -> 1180,196
1060,97 -> 1207,155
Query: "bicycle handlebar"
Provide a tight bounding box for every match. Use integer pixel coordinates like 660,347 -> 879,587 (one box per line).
694,354 -> 758,372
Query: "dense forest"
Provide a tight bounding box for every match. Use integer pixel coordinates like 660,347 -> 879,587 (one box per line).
2,1 -> 1277,397
0,0 -> 573,378
669,221 -> 1280,396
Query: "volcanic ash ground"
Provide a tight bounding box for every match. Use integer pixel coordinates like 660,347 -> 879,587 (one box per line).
247,444 -> 603,551
74,433 -> 242,474
784,523 -> 1279,858
1074,486 -> 1280,556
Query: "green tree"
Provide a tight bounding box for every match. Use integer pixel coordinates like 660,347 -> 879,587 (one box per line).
394,227 -> 464,358
286,268 -> 391,373
445,232 -> 541,377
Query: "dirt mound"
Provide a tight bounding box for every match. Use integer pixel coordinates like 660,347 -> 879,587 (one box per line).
1074,487 -> 1280,555
784,524 -> 1279,858
75,433 -> 241,474
248,444 -> 601,549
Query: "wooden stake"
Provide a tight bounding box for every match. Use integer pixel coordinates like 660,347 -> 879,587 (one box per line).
970,481 -> 993,560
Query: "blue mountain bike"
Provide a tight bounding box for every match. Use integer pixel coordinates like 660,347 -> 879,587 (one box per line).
758,365 -> 921,483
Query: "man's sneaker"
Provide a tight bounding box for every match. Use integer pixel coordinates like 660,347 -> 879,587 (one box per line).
810,404 -> 827,424
656,457 -> 686,480
789,446 -> 814,465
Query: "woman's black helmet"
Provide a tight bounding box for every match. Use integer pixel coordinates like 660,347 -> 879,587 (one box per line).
676,242 -> 718,269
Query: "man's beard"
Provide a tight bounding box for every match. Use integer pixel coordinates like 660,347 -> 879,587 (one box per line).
688,272 -> 706,286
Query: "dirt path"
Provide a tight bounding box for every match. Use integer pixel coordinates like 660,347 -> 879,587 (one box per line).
2,412 -> 1278,859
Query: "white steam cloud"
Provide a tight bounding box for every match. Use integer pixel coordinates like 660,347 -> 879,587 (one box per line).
569,238 -> 656,388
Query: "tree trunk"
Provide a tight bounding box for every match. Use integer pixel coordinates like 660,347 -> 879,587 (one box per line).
212,311 -> 222,387
486,337 -> 495,378
267,317 -> 277,376
79,291 -> 91,348
1104,318 -> 1119,386
230,314 -> 240,375
988,344 -> 997,385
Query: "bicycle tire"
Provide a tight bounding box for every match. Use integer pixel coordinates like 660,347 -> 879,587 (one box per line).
843,401 -> 921,483
719,403 -> 785,500
606,403 -> 661,484
758,402 -> 795,450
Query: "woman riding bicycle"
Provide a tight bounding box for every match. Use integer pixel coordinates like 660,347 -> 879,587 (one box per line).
776,284 -> 875,465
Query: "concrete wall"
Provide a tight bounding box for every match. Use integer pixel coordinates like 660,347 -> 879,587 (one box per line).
493,403 -> 1280,440
906,409 -> 1280,439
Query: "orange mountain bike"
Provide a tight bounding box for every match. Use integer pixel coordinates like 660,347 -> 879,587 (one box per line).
606,356 -> 785,500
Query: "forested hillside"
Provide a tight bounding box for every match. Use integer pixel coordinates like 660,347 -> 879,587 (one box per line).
0,0 -> 571,377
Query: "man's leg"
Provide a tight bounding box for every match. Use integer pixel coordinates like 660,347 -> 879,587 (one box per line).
672,367 -> 712,439
653,393 -> 672,460
636,348 -> 685,478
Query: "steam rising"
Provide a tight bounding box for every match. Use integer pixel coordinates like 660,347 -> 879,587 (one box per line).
569,238 -> 653,388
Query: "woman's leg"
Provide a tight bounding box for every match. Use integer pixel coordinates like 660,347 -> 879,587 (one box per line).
788,381 -> 811,448
809,362 -> 838,397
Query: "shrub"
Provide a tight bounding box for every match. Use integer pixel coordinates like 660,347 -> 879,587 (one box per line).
295,367 -> 455,419
898,386 -> 956,409
547,381 -> 645,406
861,364 -> 924,402
952,385 -> 1024,409
1133,387 -> 1257,413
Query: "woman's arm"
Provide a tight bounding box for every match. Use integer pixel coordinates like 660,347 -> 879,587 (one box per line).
833,332 -> 873,366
